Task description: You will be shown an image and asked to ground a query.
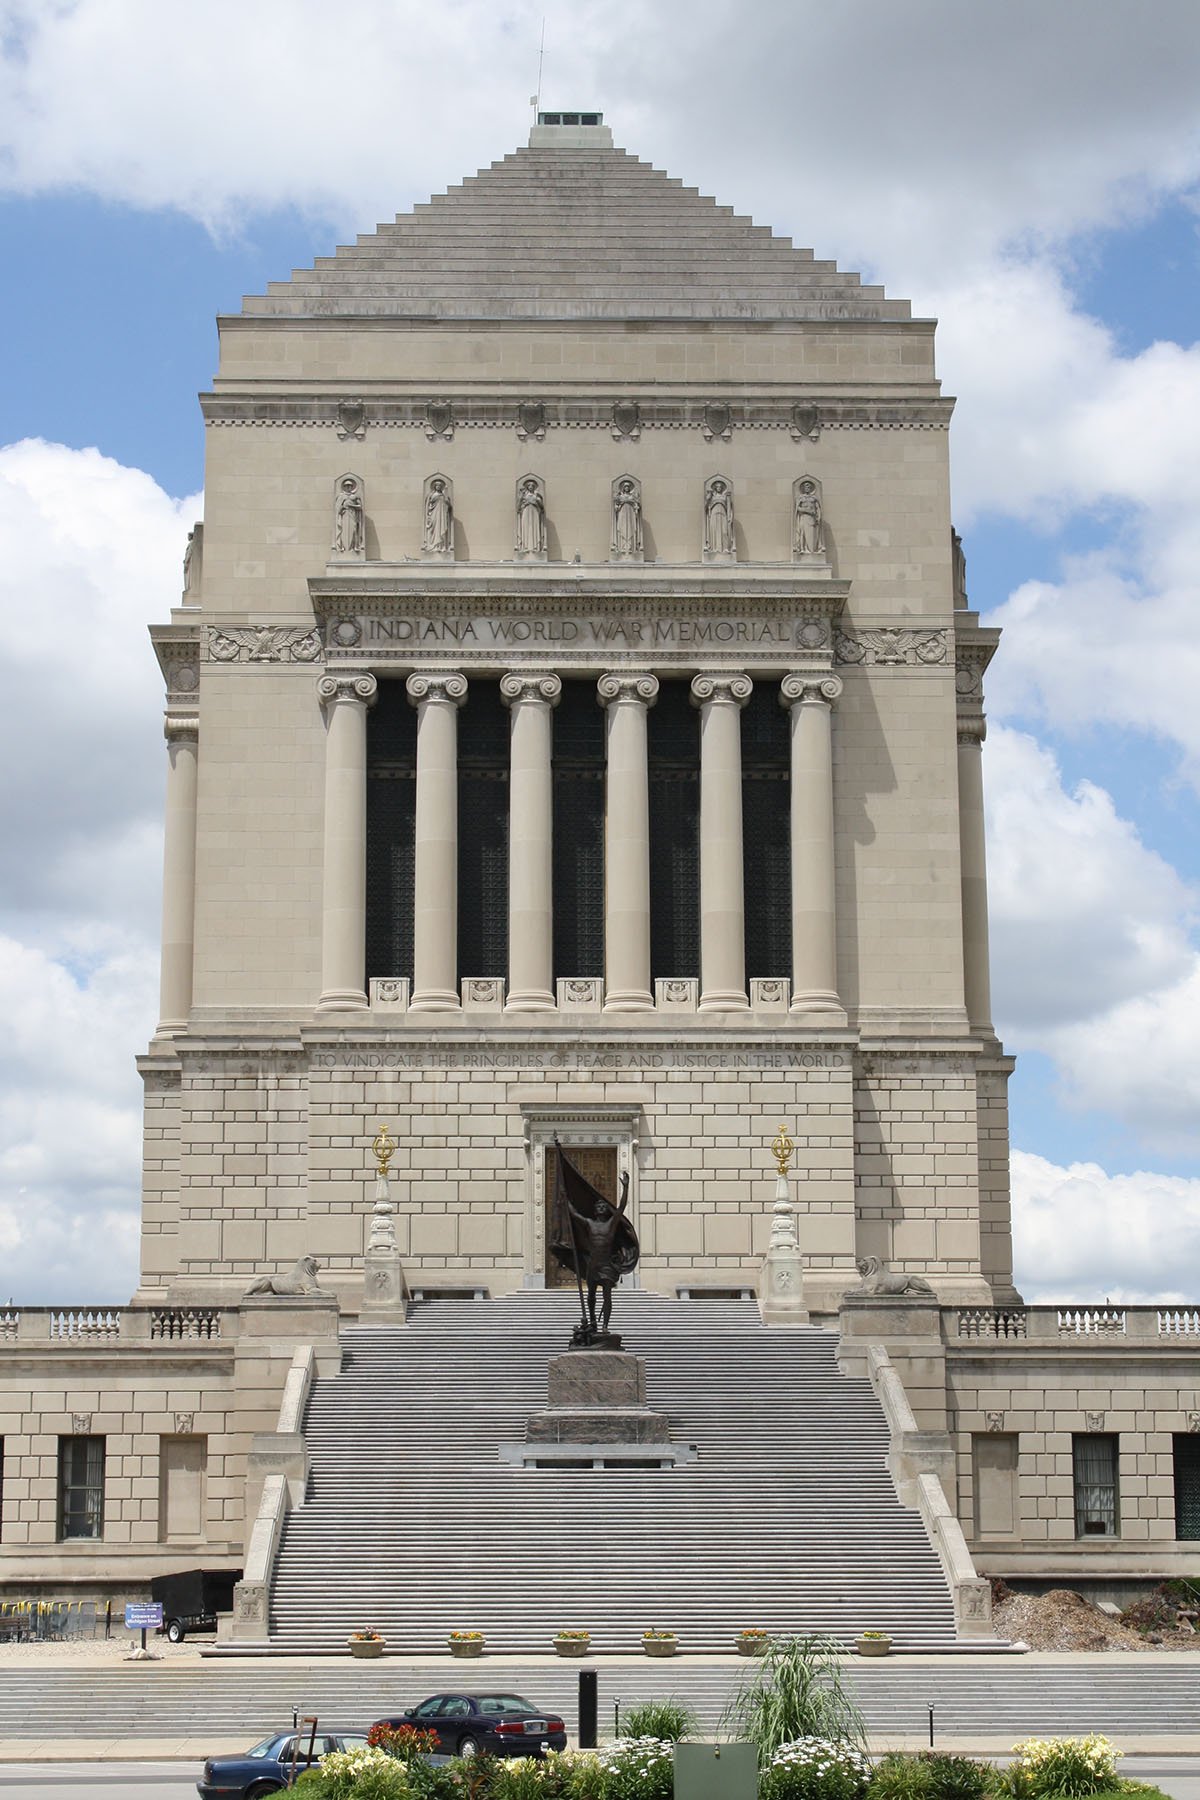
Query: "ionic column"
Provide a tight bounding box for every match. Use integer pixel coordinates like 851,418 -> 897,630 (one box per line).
780,673 -> 845,1017
157,713 -> 199,1033
317,672 -> 377,1011
501,670 -> 561,1011
691,672 -> 752,1011
597,672 -> 658,1011
407,671 -> 467,1011
958,719 -> 994,1033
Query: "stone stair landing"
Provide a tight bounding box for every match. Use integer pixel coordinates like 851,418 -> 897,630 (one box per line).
267,1292 -> 959,1652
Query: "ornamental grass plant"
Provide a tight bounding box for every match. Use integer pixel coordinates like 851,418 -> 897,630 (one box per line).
869,1752 -> 1000,1800
722,1633 -> 867,1760
617,1699 -> 698,1742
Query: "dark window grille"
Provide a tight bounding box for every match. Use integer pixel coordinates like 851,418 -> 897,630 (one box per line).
1174,1435 -> 1200,1539
553,681 -> 604,977
1073,1433 -> 1119,1537
458,683 -> 509,981
58,1436 -> 104,1541
741,683 -> 791,979
366,681 -> 416,982
649,680 -> 699,980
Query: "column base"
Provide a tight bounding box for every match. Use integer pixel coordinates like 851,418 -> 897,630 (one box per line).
699,988 -> 749,1012
790,991 -> 847,1023
505,990 -> 557,1013
153,1019 -> 188,1038
317,988 -> 369,1012
602,989 -> 654,1012
408,988 -> 462,1013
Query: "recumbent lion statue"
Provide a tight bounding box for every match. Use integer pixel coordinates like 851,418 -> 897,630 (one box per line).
244,1254 -> 324,1297
848,1255 -> 935,1297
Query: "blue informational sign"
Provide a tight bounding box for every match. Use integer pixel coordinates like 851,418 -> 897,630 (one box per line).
125,1603 -> 164,1630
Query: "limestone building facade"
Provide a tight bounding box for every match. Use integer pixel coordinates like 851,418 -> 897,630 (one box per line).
1,117 -> 1196,1611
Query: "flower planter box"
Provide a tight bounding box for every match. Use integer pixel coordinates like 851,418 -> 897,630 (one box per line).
736,1633 -> 769,1656
554,1637 -> 591,1657
450,1639 -> 485,1658
643,1637 -> 678,1657
856,1635 -> 891,1657
348,1638 -> 384,1658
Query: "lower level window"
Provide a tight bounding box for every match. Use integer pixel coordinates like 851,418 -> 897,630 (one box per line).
58,1435 -> 105,1540
1174,1434 -> 1200,1540
1073,1433 -> 1119,1536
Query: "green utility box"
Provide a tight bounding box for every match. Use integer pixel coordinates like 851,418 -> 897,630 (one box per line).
673,1741 -> 757,1800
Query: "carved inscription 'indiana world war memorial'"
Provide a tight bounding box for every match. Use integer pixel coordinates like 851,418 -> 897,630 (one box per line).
1,114 -> 1198,1660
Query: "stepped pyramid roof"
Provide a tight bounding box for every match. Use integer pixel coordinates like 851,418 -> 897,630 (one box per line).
241,123 -> 910,325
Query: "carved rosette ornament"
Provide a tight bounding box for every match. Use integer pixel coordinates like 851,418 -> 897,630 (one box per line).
317,672 -> 378,708
499,671 -> 562,708
690,671 -> 753,709
405,671 -> 468,708
596,671 -> 660,708
780,673 -> 843,709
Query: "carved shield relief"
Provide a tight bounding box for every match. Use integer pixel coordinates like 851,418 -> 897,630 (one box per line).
335,399 -> 366,440
611,399 -> 641,440
703,401 -> 731,440
517,401 -> 546,440
425,399 -> 453,439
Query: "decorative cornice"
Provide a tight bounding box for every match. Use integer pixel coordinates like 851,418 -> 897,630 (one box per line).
499,671 -> 563,707
317,672 -> 378,706
205,625 -> 323,665
835,627 -> 948,667
405,670 -> 468,706
596,672 -> 659,706
780,673 -> 843,707
691,671 -> 753,707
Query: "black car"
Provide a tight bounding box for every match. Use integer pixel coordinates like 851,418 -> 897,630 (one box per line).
197,1729 -> 371,1797
374,1692 -> 567,1759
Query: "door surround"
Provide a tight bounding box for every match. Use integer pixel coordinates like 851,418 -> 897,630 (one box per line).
520,1104 -> 641,1289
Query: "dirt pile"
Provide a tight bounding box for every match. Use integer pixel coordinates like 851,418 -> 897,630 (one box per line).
994,1586 -> 1157,1652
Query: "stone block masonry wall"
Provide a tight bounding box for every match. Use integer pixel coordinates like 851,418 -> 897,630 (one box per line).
139,1066 -> 182,1289
853,1052 -> 989,1300
976,1056 -> 1017,1299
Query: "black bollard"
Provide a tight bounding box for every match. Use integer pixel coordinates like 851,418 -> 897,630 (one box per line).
578,1669 -> 598,1749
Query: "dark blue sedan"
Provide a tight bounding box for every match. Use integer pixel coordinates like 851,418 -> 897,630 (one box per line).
374,1692 -> 567,1759
197,1729 -> 371,1797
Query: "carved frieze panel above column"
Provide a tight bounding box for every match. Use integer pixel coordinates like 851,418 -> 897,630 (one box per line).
835,628 -> 948,666
953,622 -> 1000,744
205,626 -> 322,664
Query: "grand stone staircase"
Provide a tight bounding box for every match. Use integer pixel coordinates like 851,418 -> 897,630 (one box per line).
268,1292 -> 958,1651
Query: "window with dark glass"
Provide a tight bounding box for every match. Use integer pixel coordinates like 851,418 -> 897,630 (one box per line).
58,1436 -> 105,1540
1174,1435 -> 1200,1540
1073,1433 -> 1119,1537
458,682 -> 509,981
648,679 -> 699,980
552,680 -> 604,978
741,682 -> 790,980
365,679 -> 417,982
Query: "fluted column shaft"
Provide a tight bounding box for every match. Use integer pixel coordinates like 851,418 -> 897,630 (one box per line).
781,673 -> 844,1016
598,672 -> 658,1011
691,672 -> 751,1011
501,671 -> 561,1011
958,723 -> 994,1033
407,671 -> 467,1011
317,672 -> 377,1010
158,714 -> 199,1032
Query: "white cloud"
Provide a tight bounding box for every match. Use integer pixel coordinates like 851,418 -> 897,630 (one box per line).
1013,1149 -> 1200,1303
0,440 -> 195,1300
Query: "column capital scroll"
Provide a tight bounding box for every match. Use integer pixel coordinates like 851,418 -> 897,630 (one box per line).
405,670 -> 467,707
500,671 -> 562,708
691,671 -> 752,708
163,713 -> 199,743
597,671 -> 659,707
317,671 -> 377,707
780,672 -> 843,708
958,720 -> 987,747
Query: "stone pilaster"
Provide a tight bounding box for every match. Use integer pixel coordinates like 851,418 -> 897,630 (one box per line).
955,636 -> 996,1036
691,672 -> 752,1011
406,670 -> 467,1011
780,673 -> 845,1020
597,672 -> 658,1011
501,671 -> 561,1011
316,672 -> 377,1012
158,713 -> 199,1033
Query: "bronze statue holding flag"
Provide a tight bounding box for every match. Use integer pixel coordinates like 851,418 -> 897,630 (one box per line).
550,1137 -> 640,1348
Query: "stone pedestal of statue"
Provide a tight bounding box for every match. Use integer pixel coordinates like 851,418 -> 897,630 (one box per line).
524,1350 -> 670,1445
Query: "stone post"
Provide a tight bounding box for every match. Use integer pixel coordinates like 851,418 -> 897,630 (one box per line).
360,1171 -> 409,1325
501,671 -> 561,1011
407,671 -> 467,1011
598,672 -> 658,1011
759,1168 -> 809,1324
158,713 -> 199,1032
958,721 -> 993,1034
316,672 -> 377,1011
780,674 -> 845,1018
691,672 -> 751,1011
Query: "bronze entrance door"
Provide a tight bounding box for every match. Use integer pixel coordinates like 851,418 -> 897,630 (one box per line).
543,1145 -> 619,1287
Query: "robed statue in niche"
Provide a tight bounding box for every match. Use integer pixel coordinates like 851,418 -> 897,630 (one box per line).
515,474 -> 547,557
611,474 -> 643,560
332,473 -> 365,558
422,474 -> 454,555
549,1137 -> 639,1347
793,475 -> 825,558
703,475 -> 735,559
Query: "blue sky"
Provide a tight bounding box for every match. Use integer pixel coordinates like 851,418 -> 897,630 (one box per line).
1,0 -> 1200,1301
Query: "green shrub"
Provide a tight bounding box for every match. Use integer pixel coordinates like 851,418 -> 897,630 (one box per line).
721,1634 -> 866,1760
1009,1735 -> 1122,1798
618,1700 -> 697,1742
295,1744 -> 412,1799
868,1754 -> 998,1800
760,1735 -> 872,1800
